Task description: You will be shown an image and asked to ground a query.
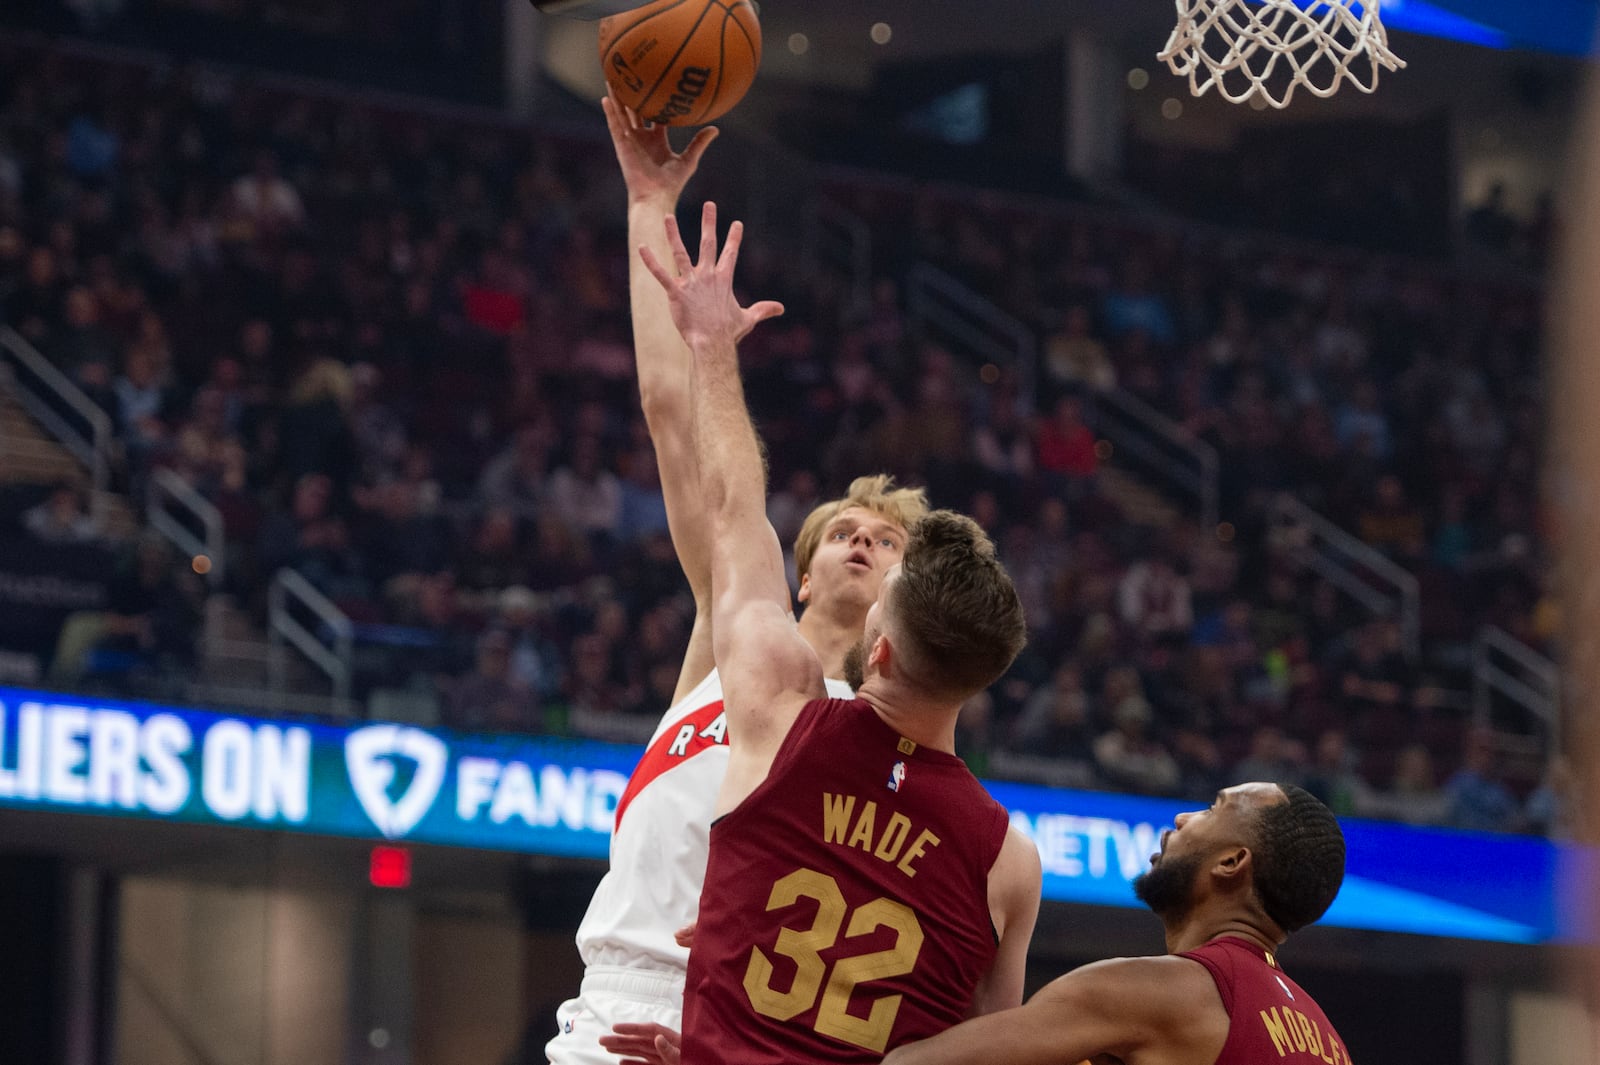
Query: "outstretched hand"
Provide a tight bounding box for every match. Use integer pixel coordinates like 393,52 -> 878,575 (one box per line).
602,93 -> 718,207
638,201 -> 784,351
600,1023 -> 682,1065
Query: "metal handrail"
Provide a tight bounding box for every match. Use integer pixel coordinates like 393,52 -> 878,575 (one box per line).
0,325 -> 112,523
1268,493 -> 1421,659
147,468 -> 225,587
1472,625 -> 1559,747
906,262 -> 1038,409
268,567 -> 353,704
1094,388 -> 1220,532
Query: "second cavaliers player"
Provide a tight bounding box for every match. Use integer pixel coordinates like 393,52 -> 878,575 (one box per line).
545,100 -> 927,1065
637,203 -> 1041,1065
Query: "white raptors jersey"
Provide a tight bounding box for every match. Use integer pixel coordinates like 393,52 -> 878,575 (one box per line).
574,668 -> 855,972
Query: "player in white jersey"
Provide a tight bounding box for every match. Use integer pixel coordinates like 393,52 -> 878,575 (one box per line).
544,99 -> 931,1065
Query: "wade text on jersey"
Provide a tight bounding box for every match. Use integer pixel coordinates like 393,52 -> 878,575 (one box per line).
821,792 -> 941,878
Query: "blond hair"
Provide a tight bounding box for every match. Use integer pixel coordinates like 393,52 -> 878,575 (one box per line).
793,474 -> 930,580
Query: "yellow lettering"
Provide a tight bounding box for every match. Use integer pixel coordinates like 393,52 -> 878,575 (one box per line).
1319,1023 -> 1336,1065
1260,1008 -> 1293,1058
1286,1009 -> 1308,1053
848,801 -> 879,852
1329,1035 -> 1347,1065
873,812 -> 913,863
823,793 -> 856,844
896,828 -> 941,878
1296,1012 -> 1324,1059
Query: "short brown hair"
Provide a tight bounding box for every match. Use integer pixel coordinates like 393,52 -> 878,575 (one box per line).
793,474 -> 930,580
888,510 -> 1027,700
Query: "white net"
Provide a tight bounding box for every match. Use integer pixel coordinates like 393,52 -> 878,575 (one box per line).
1158,0 -> 1405,109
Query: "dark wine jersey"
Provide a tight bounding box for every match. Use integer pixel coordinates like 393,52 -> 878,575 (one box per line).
1182,937 -> 1354,1065
682,697 -> 1011,1065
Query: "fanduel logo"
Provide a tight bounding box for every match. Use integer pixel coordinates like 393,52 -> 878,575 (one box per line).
345,725 -> 448,839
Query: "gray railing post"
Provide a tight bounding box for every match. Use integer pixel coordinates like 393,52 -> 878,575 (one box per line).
0,325 -> 113,524
1472,625 -> 1560,750
1269,493 -> 1422,659
1093,387 -> 1221,532
906,262 -> 1038,412
267,568 -> 354,705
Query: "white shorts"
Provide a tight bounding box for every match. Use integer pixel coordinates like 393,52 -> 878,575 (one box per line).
546,966 -> 685,1065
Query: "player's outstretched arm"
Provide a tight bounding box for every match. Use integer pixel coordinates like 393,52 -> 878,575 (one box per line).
884,955 -> 1225,1065
639,202 -> 825,759
603,94 -> 721,702
967,826 -> 1043,1017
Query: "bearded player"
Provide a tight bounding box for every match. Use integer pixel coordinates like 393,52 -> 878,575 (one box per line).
883,783 -> 1350,1065
545,102 -> 928,1065
637,203 -> 1041,1065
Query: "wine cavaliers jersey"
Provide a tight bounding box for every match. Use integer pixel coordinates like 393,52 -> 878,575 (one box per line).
682,697 -> 1011,1065
1181,937 -> 1354,1065
573,670 -> 855,972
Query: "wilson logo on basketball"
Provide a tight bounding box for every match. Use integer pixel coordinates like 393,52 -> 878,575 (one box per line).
650,66 -> 711,124
610,53 -> 644,94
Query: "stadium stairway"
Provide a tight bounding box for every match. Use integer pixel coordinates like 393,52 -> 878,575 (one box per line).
0,386 -> 137,540
0,376 -> 349,712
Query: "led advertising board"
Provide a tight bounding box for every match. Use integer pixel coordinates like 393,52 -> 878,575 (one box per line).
0,687 -> 1577,943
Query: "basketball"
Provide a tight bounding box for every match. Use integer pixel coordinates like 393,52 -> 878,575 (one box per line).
598,0 -> 761,126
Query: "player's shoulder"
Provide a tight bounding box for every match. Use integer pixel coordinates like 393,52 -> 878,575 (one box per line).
1047,954 -> 1223,1021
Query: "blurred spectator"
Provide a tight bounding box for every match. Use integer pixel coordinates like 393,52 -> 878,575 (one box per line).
1231,725 -> 1305,789
1101,260 -> 1175,345
480,423 -> 555,514
279,359 -> 357,486
1118,554 -> 1193,640
971,388 -> 1034,494
545,436 -> 623,546
1355,743 -> 1450,826
1334,380 -> 1391,459
48,536 -> 201,685
617,445 -> 671,543
228,150 -> 305,237
259,473 -> 365,599
1445,729 -> 1520,833
1301,729 -> 1361,815
1043,304 -> 1115,395
1035,395 -> 1098,484
23,483 -> 99,544
1009,662 -> 1096,757
566,631 -> 646,742
1093,696 -> 1181,796
455,507 -> 529,591
508,609 -> 563,709
1525,754 -> 1578,840
1358,475 -> 1425,561
112,343 -> 175,458
768,469 -> 821,548
444,627 -> 539,733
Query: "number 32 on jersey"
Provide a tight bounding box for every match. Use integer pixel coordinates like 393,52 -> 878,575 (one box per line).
743,867 -> 925,1053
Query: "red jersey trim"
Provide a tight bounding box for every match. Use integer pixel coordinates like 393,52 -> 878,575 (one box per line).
614,700 -> 728,830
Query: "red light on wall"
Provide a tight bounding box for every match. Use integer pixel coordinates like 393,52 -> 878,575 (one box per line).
369,845 -> 412,889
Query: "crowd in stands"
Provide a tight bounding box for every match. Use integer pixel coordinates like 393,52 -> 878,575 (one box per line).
0,41 -> 1569,837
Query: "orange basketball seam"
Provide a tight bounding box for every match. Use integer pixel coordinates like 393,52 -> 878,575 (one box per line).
635,2 -> 720,121
600,0 -> 694,61
724,0 -> 760,62
692,5 -> 732,124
